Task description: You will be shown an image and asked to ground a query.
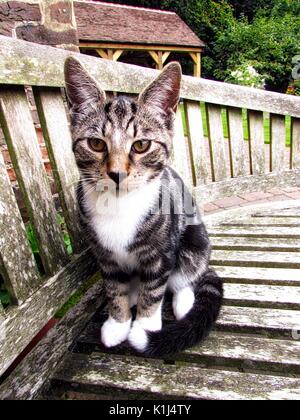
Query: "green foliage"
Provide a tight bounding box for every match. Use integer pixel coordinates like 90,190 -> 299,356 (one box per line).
226,62 -> 267,89
56,214 -> 73,256
287,79 -> 300,96
228,0 -> 274,20
55,273 -> 100,319
213,12 -> 300,92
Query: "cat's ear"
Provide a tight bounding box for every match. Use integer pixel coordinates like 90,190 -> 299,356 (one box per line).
138,62 -> 182,114
64,57 -> 106,109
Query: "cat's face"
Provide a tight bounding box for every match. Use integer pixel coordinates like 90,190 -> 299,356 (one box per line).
64,58 -> 182,192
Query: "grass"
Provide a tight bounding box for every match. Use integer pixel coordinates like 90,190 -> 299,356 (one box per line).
180,103 -> 292,147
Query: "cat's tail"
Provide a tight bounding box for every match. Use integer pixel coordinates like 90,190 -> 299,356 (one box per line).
143,268 -> 223,358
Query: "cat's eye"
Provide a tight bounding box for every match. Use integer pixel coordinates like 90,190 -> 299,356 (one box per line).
132,140 -> 151,154
88,139 -> 107,153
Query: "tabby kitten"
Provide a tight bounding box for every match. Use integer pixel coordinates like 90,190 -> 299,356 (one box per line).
64,57 -> 223,357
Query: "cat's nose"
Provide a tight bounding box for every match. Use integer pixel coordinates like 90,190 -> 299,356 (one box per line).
107,172 -> 128,185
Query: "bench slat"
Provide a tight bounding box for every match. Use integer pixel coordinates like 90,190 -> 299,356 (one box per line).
0,87 -> 68,275
217,306 -> 300,338
252,209 -> 300,217
0,301 -> 5,315
270,114 -> 286,172
50,352 -> 300,400
291,117 -> 300,169
223,283 -> 300,310
0,249 -> 98,377
220,216 -> 300,227
211,250 -> 300,268
0,152 -> 39,304
206,104 -> 228,182
214,265 -> 300,286
227,107 -> 247,177
184,100 -> 210,185
1,36 -> 300,118
75,323 -> 300,375
212,236 -> 300,252
194,169 -> 300,203
34,88 -> 83,252
172,109 -> 192,188
0,280 -> 104,401
208,225 -> 300,238
248,110 -> 265,175
185,332 -> 300,375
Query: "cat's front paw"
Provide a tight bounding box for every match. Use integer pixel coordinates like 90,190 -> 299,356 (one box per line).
128,317 -> 162,352
101,316 -> 132,348
128,322 -> 149,352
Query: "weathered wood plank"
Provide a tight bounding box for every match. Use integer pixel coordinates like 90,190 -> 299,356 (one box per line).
0,249 -> 98,377
1,36 -> 300,118
206,104 -> 228,182
270,114 -> 286,172
213,266 -> 300,287
33,87 -> 83,252
0,300 -> 5,316
0,280 -> 103,400
184,100 -> 210,185
49,352 -> 300,400
184,332 -> 300,375
252,208 -> 300,218
0,86 -> 68,275
227,107 -> 247,177
0,150 -> 39,304
211,250 -> 300,268
217,306 -> 300,339
223,283 -> 300,310
74,323 -> 300,376
208,225 -> 300,238
194,169 -> 300,203
171,109 -> 192,188
220,216 -> 300,227
212,236 -> 300,252
248,110 -> 265,175
291,118 -> 300,169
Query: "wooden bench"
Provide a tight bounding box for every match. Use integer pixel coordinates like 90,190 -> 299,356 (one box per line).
0,35 -> 299,400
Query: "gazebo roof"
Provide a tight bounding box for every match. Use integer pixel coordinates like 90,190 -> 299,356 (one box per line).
75,1 -> 205,48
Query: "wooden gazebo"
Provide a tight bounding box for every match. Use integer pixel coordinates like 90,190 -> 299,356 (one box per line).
75,1 -> 205,77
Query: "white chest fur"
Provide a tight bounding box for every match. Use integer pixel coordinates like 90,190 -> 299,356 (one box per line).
83,180 -> 161,269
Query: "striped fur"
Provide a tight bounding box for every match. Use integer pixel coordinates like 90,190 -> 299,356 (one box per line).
64,58 -> 223,356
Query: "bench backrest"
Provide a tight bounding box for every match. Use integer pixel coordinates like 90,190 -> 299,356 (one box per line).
0,35 -> 299,377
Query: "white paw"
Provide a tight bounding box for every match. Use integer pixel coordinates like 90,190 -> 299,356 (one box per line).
173,287 -> 195,320
128,322 -> 149,352
101,316 -> 132,348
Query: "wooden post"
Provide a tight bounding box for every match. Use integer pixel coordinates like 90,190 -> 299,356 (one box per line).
149,50 -> 170,70
157,51 -> 163,70
190,52 -> 201,77
96,49 -> 123,61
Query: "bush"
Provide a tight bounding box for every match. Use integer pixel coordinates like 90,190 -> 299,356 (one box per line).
226,61 -> 266,89
212,13 -> 300,92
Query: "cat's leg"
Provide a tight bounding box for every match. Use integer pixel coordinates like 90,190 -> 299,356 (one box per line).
101,276 -> 132,348
168,271 -> 195,320
128,269 -> 169,352
169,224 -> 211,321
